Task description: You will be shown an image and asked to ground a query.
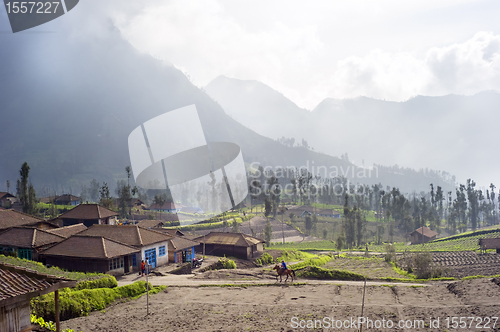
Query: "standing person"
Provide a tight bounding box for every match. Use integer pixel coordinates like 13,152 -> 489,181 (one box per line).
141,260 -> 146,276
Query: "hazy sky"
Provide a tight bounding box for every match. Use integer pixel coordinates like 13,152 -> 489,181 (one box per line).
2,1 -> 498,109
105,0 -> 500,109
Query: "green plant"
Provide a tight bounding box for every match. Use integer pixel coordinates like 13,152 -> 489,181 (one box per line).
255,252 -> 274,265
216,256 -> 237,269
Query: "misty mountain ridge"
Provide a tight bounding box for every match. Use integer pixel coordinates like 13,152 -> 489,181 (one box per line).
0,26 -> 454,197
205,76 -> 500,188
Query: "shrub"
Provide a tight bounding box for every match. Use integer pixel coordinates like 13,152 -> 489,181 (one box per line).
385,244 -> 396,263
216,256 -> 237,269
297,266 -> 365,281
31,281 -> 158,321
412,252 -> 444,279
74,275 -> 117,290
255,252 -> 274,265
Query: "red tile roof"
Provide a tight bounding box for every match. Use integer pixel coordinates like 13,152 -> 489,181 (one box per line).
0,192 -> 15,200
0,227 -> 65,249
78,224 -> 173,247
40,235 -> 139,259
0,210 -> 43,230
0,262 -> 76,306
56,204 -> 118,220
411,226 -> 438,238
47,223 -> 87,238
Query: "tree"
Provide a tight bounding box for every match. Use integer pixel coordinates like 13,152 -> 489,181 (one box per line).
99,182 -> 113,208
264,219 -> 273,246
16,162 -> 37,215
305,215 -> 313,235
264,197 -> 272,220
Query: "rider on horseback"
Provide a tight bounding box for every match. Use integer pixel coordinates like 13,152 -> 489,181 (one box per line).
281,260 -> 287,274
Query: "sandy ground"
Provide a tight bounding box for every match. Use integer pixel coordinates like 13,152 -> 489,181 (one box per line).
63,278 -> 500,332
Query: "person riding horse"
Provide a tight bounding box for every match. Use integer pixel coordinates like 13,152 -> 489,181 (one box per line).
281,260 -> 287,274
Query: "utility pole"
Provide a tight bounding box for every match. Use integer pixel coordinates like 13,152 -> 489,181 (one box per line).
146,258 -> 149,316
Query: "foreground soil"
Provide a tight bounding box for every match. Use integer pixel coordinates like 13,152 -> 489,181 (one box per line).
63,278 -> 500,332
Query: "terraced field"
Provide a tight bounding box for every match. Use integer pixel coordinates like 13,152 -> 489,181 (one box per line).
432,251 -> 500,278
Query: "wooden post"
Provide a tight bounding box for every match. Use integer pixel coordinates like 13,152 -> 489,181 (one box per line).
360,277 -> 367,332
55,290 -> 60,332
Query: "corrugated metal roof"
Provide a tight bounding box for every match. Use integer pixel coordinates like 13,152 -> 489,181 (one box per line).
78,224 -> 172,247
0,209 -> 43,230
47,223 -> 87,238
194,232 -> 264,247
0,263 -> 76,307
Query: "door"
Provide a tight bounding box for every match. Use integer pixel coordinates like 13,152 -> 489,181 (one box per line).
145,248 -> 157,268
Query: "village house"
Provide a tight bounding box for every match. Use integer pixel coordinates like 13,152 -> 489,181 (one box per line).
0,263 -> 76,332
0,227 -> 65,261
479,238 -> 500,253
46,223 -> 87,238
167,236 -> 199,264
0,209 -> 49,231
410,226 -> 438,244
149,201 -> 182,213
54,194 -> 82,206
194,232 -> 264,259
76,224 -> 172,270
40,235 -> 140,275
0,192 -> 15,209
51,203 -> 118,227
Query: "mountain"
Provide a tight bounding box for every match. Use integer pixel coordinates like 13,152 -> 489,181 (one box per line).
204,76 -> 500,188
0,24 -> 455,196
0,24 -> 351,193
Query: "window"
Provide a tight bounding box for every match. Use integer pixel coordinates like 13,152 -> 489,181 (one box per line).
18,249 -> 32,260
159,245 -> 166,257
132,254 -> 137,267
109,257 -> 124,271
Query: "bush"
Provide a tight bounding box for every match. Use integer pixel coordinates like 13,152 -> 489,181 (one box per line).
385,244 -> 396,263
74,275 -> 117,290
412,252 -> 444,279
297,266 -> 365,281
31,281 -> 158,321
255,252 -> 274,265
216,256 -> 237,269
290,255 -> 333,270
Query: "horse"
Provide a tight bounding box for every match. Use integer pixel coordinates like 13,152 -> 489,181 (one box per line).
273,264 -> 296,283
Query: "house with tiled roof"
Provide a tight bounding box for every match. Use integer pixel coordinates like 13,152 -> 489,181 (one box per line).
47,223 -> 87,238
167,236 -> 199,263
0,227 -> 65,261
77,225 -> 173,269
0,209 -> 45,231
194,232 -> 264,259
40,235 -> 140,275
149,201 -> 181,213
410,226 -> 438,244
54,194 -> 82,206
0,192 -> 16,209
0,262 -> 76,332
51,203 -> 118,227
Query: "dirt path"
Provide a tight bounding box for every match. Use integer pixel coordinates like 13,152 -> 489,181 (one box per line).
62,278 -> 500,332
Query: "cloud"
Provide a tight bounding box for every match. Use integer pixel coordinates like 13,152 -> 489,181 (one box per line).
329,32 -> 500,102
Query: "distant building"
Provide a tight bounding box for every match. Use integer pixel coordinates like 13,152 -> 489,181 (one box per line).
54,194 -> 82,206
51,203 -> 118,227
194,232 -> 264,260
410,226 -> 438,244
479,238 -> 500,253
0,192 -> 15,208
149,201 -> 182,213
